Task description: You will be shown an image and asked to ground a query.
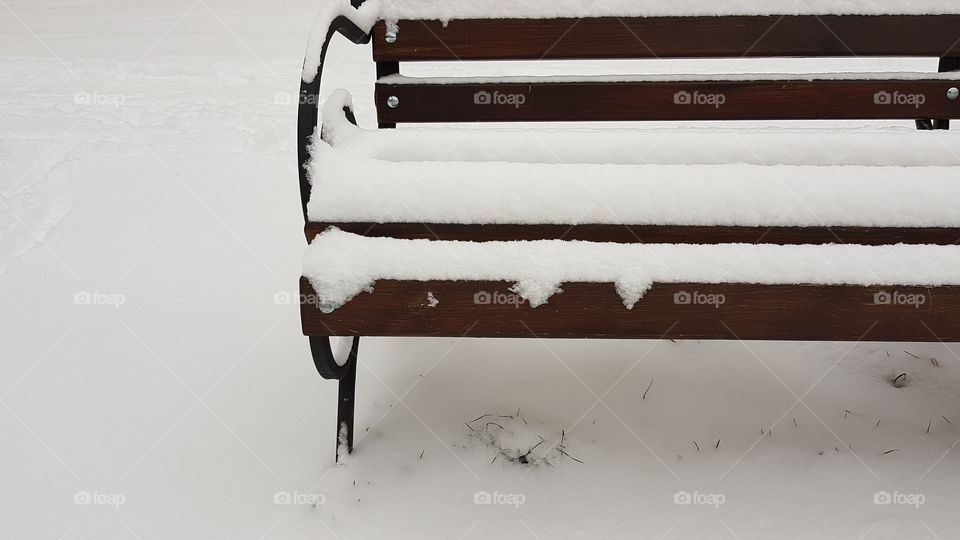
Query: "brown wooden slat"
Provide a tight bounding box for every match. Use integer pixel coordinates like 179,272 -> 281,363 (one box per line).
305,223 -> 960,246
376,79 -> 960,123
300,277 -> 960,341
373,16 -> 960,61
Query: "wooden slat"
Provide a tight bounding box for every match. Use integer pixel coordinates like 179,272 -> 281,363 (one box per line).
373,16 -> 960,61
305,223 -> 960,246
376,79 -> 960,123
300,277 -> 960,341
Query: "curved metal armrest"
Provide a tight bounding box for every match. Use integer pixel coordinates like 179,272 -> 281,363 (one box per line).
298,14 -> 371,222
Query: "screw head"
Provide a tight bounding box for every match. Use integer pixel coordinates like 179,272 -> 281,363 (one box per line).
385,31 -> 397,44
948,87 -> 959,101
386,96 -> 399,109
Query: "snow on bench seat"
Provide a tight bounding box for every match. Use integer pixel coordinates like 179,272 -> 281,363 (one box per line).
303,228 -> 960,311
321,92 -> 960,167
308,95 -> 960,228
379,73 -> 960,84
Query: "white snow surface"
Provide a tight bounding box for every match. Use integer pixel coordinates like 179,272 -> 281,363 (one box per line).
374,0 -> 960,20
8,1 -> 960,539
304,228 -> 960,309
302,0 -> 960,80
309,96 -> 960,227
380,72 -> 960,83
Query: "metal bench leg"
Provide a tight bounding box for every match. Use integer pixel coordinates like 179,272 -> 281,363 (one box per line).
337,357 -> 358,459
309,336 -> 361,461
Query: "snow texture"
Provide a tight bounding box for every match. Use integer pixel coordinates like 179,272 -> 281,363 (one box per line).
303,1 -> 960,81
307,99 -> 960,228
374,0 -> 960,20
380,72 -> 960,84
320,90 -> 960,167
303,228 -> 960,310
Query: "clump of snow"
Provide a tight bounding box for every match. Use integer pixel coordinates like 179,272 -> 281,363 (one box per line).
319,88 -> 359,143
426,291 -> 439,307
615,271 -> 655,310
302,228 -> 960,311
509,278 -> 561,308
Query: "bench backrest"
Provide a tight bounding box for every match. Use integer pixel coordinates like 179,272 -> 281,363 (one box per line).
371,16 -> 960,126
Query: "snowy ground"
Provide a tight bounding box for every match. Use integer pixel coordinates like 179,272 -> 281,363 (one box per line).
3,1 -> 960,538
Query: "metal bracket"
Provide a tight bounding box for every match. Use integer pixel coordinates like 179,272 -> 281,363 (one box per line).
917,57 -> 959,130
309,336 -> 360,380
297,11 -> 372,222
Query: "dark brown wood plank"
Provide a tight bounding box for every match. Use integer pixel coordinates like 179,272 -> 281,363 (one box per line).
305,223 -> 960,246
300,278 -> 960,341
373,16 -> 960,61
376,79 -> 960,123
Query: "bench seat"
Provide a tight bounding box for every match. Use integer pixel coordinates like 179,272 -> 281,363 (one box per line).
309,92 -> 960,230
301,228 -> 960,340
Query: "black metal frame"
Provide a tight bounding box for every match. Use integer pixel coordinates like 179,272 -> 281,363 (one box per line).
298,1 -> 371,461
297,9 -> 371,221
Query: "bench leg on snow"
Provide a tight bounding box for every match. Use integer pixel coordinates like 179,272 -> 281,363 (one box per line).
309,336 -> 360,461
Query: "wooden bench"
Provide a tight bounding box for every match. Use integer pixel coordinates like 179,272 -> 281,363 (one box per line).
297,4 -> 960,459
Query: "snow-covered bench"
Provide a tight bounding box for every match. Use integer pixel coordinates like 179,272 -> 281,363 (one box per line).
297,0 -> 960,459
